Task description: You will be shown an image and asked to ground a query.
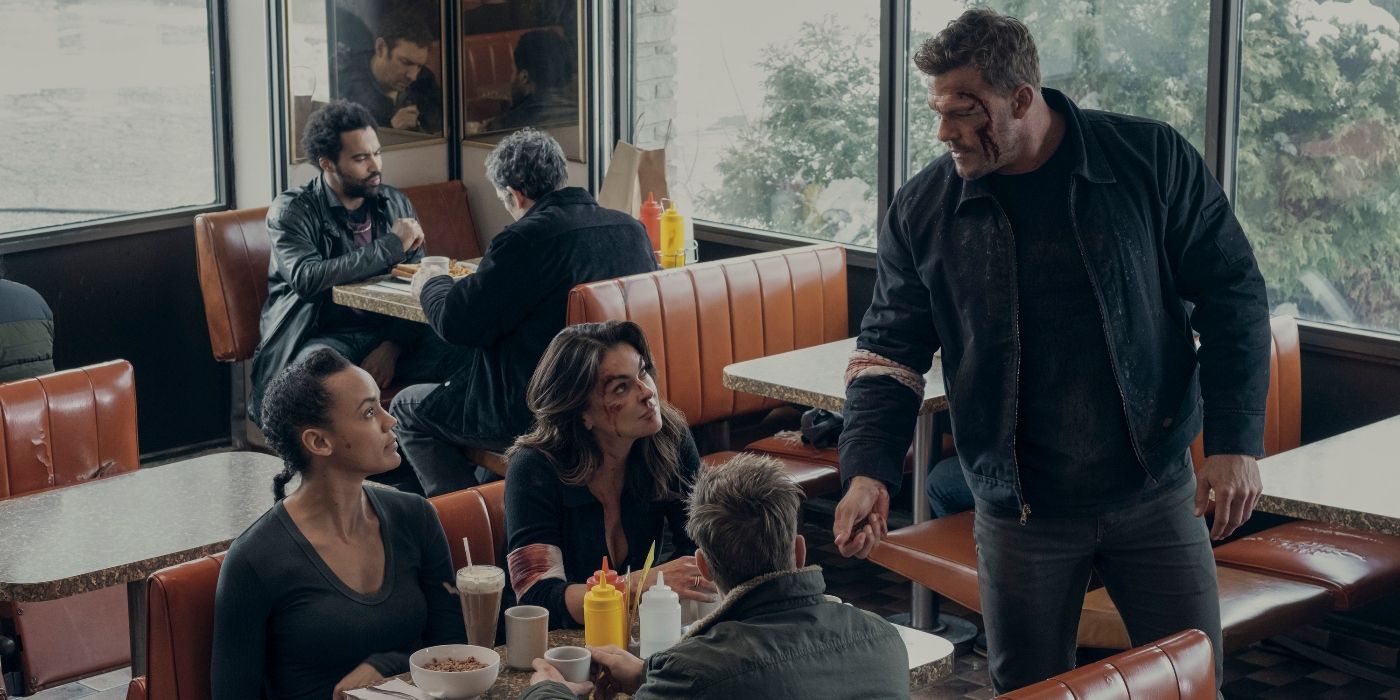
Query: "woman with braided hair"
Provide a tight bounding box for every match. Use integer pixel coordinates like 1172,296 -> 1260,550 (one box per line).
212,348 -> 466,700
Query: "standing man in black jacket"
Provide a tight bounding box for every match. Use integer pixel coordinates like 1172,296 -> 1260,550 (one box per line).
250,101 -> 465,433
394,129 -> 656,496
833,9 -> 1269,694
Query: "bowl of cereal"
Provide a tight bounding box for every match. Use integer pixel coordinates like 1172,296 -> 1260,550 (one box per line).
409,644 -> 500,699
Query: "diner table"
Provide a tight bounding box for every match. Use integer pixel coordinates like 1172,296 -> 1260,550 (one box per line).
722,337 -> 950,630
333,276 -> 428,323
355,624 -> 955,698
0,451 -> 284,676
1254,414 -> 1400,536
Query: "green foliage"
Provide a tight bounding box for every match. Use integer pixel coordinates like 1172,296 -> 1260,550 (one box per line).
1234,0 -> 1400,330
698,17 -> 881,246
706,1 -> 1400,332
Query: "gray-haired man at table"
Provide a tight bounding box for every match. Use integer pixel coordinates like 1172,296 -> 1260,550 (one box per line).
393,129 -> 656,496
520,453 -> 910,700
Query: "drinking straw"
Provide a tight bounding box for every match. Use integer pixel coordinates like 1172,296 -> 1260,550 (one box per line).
630,541 -> 657,625
462,537 -> 474,568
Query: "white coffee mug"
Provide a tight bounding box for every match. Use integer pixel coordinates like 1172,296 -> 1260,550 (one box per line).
544,645 -> 591,683
504,605 -> 549,670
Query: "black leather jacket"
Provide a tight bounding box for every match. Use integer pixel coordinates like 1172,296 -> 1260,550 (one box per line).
250,175 -> 420,422
839,89 -> 1271,517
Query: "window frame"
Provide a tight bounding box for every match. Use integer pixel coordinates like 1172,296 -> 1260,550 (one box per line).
0,0 -> 234,255
612,0 -> 1400,346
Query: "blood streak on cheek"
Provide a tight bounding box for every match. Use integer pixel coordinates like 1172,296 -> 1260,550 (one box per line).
965,93 -> 1001,162
605,400 -> 624,438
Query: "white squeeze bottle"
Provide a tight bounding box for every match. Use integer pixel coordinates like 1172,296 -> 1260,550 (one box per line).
639,572 -> 683,658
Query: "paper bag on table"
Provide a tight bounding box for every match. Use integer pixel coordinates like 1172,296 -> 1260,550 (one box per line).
598,140 -> 669,218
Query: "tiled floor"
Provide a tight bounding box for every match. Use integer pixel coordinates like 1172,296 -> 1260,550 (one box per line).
18,667 -> 130,699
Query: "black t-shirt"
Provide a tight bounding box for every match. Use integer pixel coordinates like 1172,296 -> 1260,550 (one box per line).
211,487 -> 466,700
990,122 -> 1157,516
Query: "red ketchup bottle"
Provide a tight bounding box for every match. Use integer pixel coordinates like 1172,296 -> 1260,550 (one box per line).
640,192 -> 663,254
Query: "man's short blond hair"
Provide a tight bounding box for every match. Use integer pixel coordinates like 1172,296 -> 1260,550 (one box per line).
685,453 -> 803,591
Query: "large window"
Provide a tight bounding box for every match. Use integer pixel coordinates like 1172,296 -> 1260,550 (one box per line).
629,1 -> 880,246
907,0 -> 1209,174
1234,0 -> 1400,334
0,0 -> 220,236
627,0 -> 1400,338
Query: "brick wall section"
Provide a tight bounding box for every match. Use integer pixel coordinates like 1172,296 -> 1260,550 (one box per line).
631,0 -> 678,149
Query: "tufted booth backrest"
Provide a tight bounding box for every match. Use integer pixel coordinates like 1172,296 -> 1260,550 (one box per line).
1191,315 -> 1300,467
134,554 -> 225,700
125,483 -> 507,700
194,181 -> 483,363
0,359 -> 138,498
996,629 -> 1216,699
565,245 -> 848,426
429,480 -> 508,570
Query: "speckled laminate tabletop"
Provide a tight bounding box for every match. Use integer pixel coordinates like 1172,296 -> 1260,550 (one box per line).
1254,414 -> 1400,536
723,337 -> 948,415
0,451 -> 285,602
333,276 -> 428,323
383,623 -> 953,697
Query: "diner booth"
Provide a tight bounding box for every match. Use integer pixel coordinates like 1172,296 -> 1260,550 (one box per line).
2,1 -> 1399,698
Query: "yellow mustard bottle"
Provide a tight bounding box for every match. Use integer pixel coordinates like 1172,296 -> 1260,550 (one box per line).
659,199 -> 685,269
583,558 -> 626,649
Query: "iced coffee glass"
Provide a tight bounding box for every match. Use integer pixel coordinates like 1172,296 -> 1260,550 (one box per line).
456,565 -> 505,647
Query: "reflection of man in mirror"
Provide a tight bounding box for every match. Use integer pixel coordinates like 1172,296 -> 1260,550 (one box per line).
336,10 -> 443,134
486,29 -> 576,131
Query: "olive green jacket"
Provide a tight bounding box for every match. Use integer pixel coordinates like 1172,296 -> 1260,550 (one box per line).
520,566 -> 910,700
0,279 -> 55,382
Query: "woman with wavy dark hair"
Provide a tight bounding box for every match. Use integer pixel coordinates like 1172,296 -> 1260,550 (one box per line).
505,320 -> 718,628
212,348 -> 465,700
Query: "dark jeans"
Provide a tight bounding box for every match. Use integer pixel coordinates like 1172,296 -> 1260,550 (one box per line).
973,470 -> 1222,696
292,322 -> 467,384
927,454 -> 975,518
391,383 -> 507,497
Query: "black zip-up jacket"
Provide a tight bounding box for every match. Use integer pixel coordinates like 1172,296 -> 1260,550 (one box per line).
839,89 -> 1270,517
250,175 -> 420,422
415,187 -> 657,446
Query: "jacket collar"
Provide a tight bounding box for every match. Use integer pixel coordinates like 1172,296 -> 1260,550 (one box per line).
956,87 -> 1115,210
684,565 -> 828,638
524,186 -> 596,216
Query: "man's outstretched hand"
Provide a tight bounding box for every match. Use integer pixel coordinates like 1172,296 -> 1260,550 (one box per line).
833,476 -> 890,559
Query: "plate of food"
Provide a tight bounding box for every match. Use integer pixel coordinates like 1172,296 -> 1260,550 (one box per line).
391,259 -> 477,281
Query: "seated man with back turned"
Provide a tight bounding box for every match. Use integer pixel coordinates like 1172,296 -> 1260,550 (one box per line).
521,453 -> 911,699
250,101 -> 466,454
394,128 -> 657,497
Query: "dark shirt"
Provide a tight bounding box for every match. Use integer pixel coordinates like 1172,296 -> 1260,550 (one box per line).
317,200 -> 386,333
211,487 -> 466,700
503,433 -> 700,628
416,187 -> 658,446
991,123 -> 1153,516
0,279 -> 55,382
